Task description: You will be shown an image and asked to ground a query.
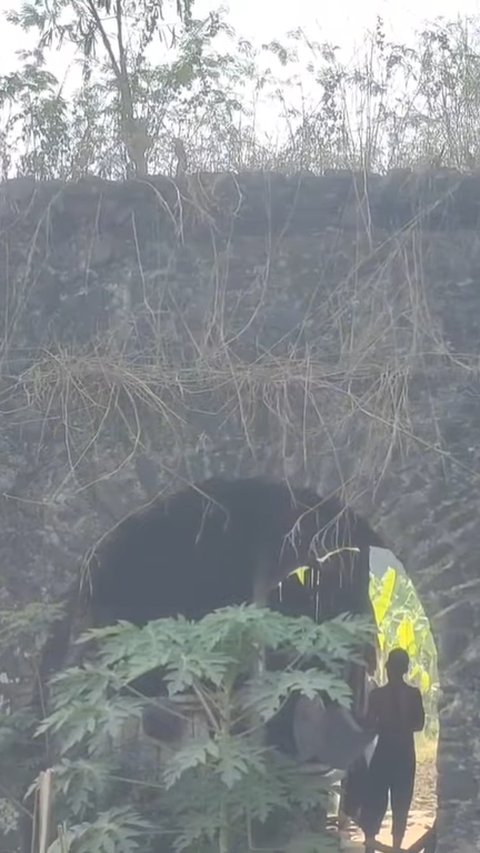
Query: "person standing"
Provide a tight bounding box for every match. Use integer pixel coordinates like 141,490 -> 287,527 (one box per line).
359,648 -> 425,852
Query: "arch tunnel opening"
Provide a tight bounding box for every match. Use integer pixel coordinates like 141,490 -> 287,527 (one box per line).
89,477 -> 380,628
83,476 -> 438,846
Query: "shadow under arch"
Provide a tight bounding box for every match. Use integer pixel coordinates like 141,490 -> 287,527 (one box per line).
85,476 -> 382,627
38,476 -> 385,697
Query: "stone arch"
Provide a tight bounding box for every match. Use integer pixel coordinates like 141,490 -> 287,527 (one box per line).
11,404 -> 478,853
77,463 -> 473,853
1,172 -> 480,852
41,474 -> 446,843
26,476 -> 385,853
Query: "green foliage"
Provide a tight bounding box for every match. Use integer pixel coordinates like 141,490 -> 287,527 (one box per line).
3,0 -> 252,177
35,605 -> 371,852
48,807 -> 152,853
1,12 -> 253,178
3,12 -> 480,175
8,0 -> 193,55
370,568 -> 439,736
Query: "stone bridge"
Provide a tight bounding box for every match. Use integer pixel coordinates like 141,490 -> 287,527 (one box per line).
1,169 -> 480,851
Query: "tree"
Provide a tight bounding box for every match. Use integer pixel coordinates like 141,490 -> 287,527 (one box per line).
0,61 -> 69,179
7,0 -> 194,176
2,1 -> 253,179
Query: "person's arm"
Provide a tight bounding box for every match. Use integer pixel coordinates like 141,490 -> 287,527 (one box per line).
364,686 -> 380,733
411,687 -> 425,732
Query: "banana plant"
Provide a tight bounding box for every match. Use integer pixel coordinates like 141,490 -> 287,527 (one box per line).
370,567 -> 439,736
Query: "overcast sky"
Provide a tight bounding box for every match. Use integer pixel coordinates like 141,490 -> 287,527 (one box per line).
1,0 -> 480,74
214,0 -> 480,46
0,0 -> 479,146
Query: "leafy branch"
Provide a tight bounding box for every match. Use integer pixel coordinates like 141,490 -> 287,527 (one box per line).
33,605 -> 371,852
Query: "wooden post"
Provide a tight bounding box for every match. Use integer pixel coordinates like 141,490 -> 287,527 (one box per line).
37,769 -> 54,853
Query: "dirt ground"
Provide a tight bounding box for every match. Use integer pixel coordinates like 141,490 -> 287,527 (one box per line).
340,737 -> 437,850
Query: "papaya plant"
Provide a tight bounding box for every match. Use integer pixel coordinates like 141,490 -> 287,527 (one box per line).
32,604 -> 373,853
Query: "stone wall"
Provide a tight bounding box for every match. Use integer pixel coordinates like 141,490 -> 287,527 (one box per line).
1,169 -> 480,850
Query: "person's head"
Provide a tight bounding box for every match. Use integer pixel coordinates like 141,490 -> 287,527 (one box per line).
386,648 -> 409,682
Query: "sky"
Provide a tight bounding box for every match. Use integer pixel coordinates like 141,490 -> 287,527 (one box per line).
1,0 -> 480,74
0,0 -> 479,145
214,0 -> 480,46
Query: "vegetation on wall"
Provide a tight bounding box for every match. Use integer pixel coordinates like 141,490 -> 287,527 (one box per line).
2,8 -> 480,177
0,4 -> 473,545
0,8 -> 475,510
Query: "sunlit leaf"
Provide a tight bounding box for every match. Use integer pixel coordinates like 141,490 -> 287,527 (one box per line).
289,566 -> 309,585
419,668 -> 431,693
371,567 -> 397,626
396,616 -> 416,655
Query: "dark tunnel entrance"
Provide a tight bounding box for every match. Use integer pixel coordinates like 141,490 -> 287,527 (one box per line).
89,477 -> 382,630
86,477 -> 382,758
83,476 -> 384,783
